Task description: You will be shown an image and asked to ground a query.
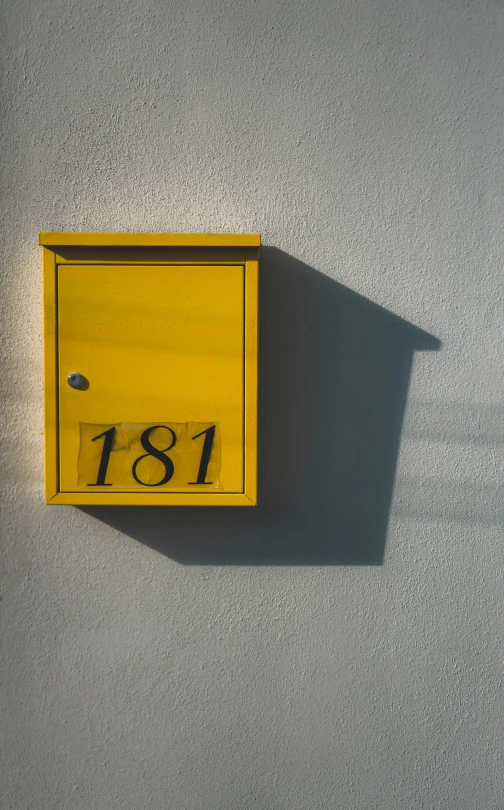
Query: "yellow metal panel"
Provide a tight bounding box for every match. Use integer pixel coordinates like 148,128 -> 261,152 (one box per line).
42,233 -> 259,506
46,492 -> 256,506
244,250 -> 259,504
58,265 -> 244,495
40,232 -> 261,248
43,248 -> 58,501
54,247 -> 246,265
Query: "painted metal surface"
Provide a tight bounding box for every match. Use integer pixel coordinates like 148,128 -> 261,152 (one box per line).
39,232 -> 260,247
42,235 -> 259,505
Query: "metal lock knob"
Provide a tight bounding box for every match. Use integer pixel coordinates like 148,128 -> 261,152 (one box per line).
67,372 -> 85,390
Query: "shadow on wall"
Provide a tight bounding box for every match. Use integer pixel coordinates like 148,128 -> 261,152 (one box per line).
81,248 -> 440,565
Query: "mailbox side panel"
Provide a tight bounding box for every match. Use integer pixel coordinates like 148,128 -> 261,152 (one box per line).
43,247 -> 59,502
244,250 -> 259,505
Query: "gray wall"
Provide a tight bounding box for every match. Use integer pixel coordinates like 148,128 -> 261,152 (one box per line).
2,0 -> 504,807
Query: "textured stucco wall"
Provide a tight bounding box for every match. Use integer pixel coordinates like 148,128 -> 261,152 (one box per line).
2,0 -> 504,808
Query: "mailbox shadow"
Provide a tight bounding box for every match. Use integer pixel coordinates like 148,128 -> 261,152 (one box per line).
81,248 -> 440,565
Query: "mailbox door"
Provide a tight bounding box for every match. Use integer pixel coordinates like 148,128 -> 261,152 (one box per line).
57,264 -> 245,494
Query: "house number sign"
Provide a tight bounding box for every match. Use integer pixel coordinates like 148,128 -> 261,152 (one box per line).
79,422 -> 221,489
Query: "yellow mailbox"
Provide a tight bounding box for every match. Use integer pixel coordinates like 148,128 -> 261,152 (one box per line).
41,232 -> 259,506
